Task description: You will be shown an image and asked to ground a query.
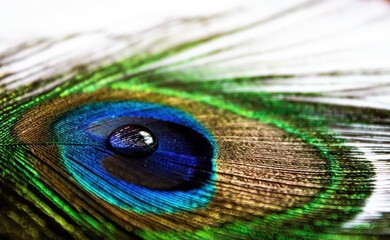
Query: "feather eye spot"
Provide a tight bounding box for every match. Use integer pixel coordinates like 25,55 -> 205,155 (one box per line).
13,90 -> 336,232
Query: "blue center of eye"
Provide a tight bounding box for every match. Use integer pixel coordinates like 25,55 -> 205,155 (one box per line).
53,101 -> 217,214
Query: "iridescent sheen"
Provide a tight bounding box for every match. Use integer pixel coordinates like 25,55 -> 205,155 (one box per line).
53,101 -> 217,214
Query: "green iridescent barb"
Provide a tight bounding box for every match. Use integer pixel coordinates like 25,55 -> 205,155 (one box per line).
1,1 -> 390,239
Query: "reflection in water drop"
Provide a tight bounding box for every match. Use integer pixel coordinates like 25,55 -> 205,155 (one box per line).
108,124 -> 158,157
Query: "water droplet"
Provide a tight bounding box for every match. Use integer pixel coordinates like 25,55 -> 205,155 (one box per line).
108,124 -> 158,157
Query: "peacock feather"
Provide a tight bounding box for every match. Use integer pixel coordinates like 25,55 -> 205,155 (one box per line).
1,0 -> 390,239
